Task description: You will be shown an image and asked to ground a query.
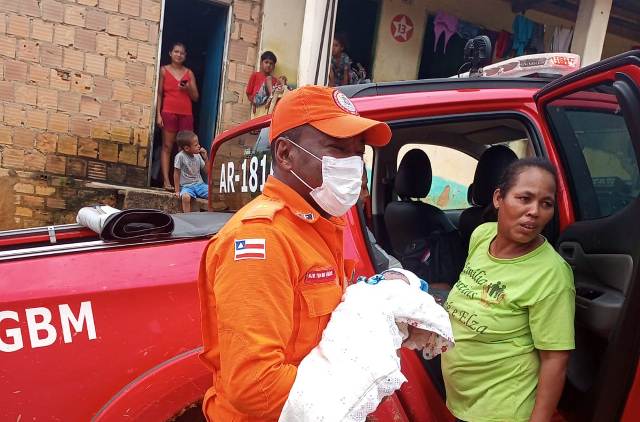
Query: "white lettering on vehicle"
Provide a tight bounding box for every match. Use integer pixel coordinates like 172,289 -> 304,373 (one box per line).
0,301 -> 97,352
219,156 -> 272,195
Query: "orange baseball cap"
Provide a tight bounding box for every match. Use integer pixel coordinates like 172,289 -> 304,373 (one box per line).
269,85 -> 391,147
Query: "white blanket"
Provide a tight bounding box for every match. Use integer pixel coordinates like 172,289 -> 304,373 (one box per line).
76,205 -> 120,234
280,269 -> 454,422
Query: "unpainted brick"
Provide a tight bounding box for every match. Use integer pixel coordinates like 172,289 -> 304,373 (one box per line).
98,0 -> 119,12
46,197 -> 66,209
250,3 -> 261,22
0,81 -> 14,101
13,182 -> 34,194
106,57 -> 125,79
4,59 -> 27,81
0,126 -> 12,144
93,76 -> 112,98
77,0 -> 98,7
131,84 -> 152,105
67,157 -> 87,177
0,13 -> 6,34
96,33 -> 117,56
125,165 -> 146,186
19,0 -> 40,17
121,103 -> 140,122
24,149 -> 46,171
70,72 -> 93,93
70,115 -> 91,137
119,0 -> 141,17
50,68 -> 71,91
35,185 -> 57,196
15,83 -> 37,105
99,140 -> 118,162
112,80 -> 132,101
233,0 -> 252,21
240,23 -> 258,44
110,123 -> 131,142
27,108 -> 47,129
7,14 -> 29,38
148,22 -> 159,44
45,154 -> 66,174
42,0 -> 64,23
37,86 -> 58,109
91,120 -> 110,140
118,143 -> 137,165
57,91 -> 80,112
29,63 -> 49,86
74,28 -> 97,52
106,15 -> 128,36
128,19 -> 148,41
36,132 -> 58,153
0,0 -> 19,14
3,104 -> 26,126
228,41 -> 248,62
57,134 -> 77,155
22,195 -> 45,208
48,111 -> 69,132
136,41 -> 155,64
17,39 -> 40,62
87,161 -> 107,180
117,37 -> 137,59
2,147 -> 25,168
144,64 -> 154,86
40,44 -> 63,67
80,95 -> 100,116
231,102 -> 250,122
246,46 -> 257,66
13,127 -> 36,148
137,147 -> 147,166
63,47 -> 84,71
125,61 -> 145,83
236,63 -> 253,84
53,24 -> 74,46
132,126 -> 148,146
140,0 -> 160,22
77,137 -> 97,158
100,100 -> 120,119
85,53 -> 105,76
0,34 -> 17,58
15,206 -> 33,217
32,19 -> 54,42
63,5 -> 86,27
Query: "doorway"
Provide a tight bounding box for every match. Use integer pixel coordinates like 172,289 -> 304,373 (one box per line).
150,0 -> 228,187
334,0 -> 380,82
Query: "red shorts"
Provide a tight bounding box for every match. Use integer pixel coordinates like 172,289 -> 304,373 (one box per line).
161,111 -> 193,133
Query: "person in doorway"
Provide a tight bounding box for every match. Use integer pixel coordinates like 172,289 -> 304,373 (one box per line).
173,130 -> 208,213
156,42 -> 199,191
442,158 -> 575,422
329,34 -> 352,87
197,85 -> 391,421
246,51 -> 288,115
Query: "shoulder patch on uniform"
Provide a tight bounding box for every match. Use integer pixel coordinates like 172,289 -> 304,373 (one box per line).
241,199 -> 285,222
235,238 -> 266,260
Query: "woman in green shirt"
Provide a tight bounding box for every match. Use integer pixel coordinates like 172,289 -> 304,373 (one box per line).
442,158 -> 575,422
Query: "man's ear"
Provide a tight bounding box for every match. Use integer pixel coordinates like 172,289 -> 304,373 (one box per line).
273,137 -> 294,172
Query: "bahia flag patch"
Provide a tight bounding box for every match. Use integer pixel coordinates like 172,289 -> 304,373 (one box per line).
234,238 -> 266,260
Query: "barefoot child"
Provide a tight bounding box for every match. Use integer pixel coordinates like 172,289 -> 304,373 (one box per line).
173,130 -> 208,213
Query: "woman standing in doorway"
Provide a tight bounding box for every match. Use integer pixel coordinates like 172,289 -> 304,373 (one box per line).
442,159 -> 575,422
156,42 -> 199,191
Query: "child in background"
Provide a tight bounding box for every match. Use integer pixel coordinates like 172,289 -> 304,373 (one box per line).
246,51 -> 288,115
173,130 -> 209,213
329,34 -> 352,87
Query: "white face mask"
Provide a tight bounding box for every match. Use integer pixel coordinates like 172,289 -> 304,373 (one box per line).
287,141 -> 363,217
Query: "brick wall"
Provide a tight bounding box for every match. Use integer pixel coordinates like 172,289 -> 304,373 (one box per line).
0,0 -> 264,230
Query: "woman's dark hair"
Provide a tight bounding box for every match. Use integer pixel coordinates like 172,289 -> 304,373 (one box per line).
261,50 -> 277,63
483,158 -> 558,221
334,33 -> 348,50
170,42 -> 186,52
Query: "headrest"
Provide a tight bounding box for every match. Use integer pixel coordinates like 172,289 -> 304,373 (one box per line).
471,145 -> 518,206
395,149 -> 432,199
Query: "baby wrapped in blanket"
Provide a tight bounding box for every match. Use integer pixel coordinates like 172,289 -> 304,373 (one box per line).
280,268 -> 454,422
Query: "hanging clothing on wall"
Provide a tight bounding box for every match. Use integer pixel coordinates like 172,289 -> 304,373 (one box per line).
512,14 -> 535,56
457,20 -> 481,40
433,11 -> 459,53
550,26 -> 573,52
495,30 -> 513,59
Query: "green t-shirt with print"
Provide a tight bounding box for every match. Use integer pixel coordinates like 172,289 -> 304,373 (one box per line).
442,222 -> 575,422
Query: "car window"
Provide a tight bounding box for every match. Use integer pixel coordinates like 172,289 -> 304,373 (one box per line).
397,144 -> 477,210
210,127 -> 271,212
546,83 -> 640,220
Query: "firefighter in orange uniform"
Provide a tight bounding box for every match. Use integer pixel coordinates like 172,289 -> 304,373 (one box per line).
198,86 -> 391,421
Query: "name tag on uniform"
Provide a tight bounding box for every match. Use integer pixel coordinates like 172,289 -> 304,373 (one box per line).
305,267 -> 337,284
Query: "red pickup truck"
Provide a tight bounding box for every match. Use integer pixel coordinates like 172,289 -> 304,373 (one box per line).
2,50 -> 640,422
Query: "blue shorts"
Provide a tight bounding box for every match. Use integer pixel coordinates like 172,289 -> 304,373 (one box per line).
180,182 -> 208,199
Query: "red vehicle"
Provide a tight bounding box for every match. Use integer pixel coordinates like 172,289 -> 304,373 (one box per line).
1,50 -> 640,422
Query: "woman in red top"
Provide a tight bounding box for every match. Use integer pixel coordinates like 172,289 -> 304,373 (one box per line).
156,42 -> 199,190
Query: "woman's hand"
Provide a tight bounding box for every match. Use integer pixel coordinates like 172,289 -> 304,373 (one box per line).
156,114 -> 163,128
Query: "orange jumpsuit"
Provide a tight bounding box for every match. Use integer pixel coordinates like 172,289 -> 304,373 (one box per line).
198,176 -> 354,421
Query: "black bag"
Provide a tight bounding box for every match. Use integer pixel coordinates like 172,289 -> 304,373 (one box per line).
400,230 -> 466,286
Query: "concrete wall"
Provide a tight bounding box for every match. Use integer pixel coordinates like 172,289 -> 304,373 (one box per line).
259,0 -> 304,87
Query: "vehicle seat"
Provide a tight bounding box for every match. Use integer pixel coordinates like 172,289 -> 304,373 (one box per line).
459,145 -> 517,247
384,149 -> 455,263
